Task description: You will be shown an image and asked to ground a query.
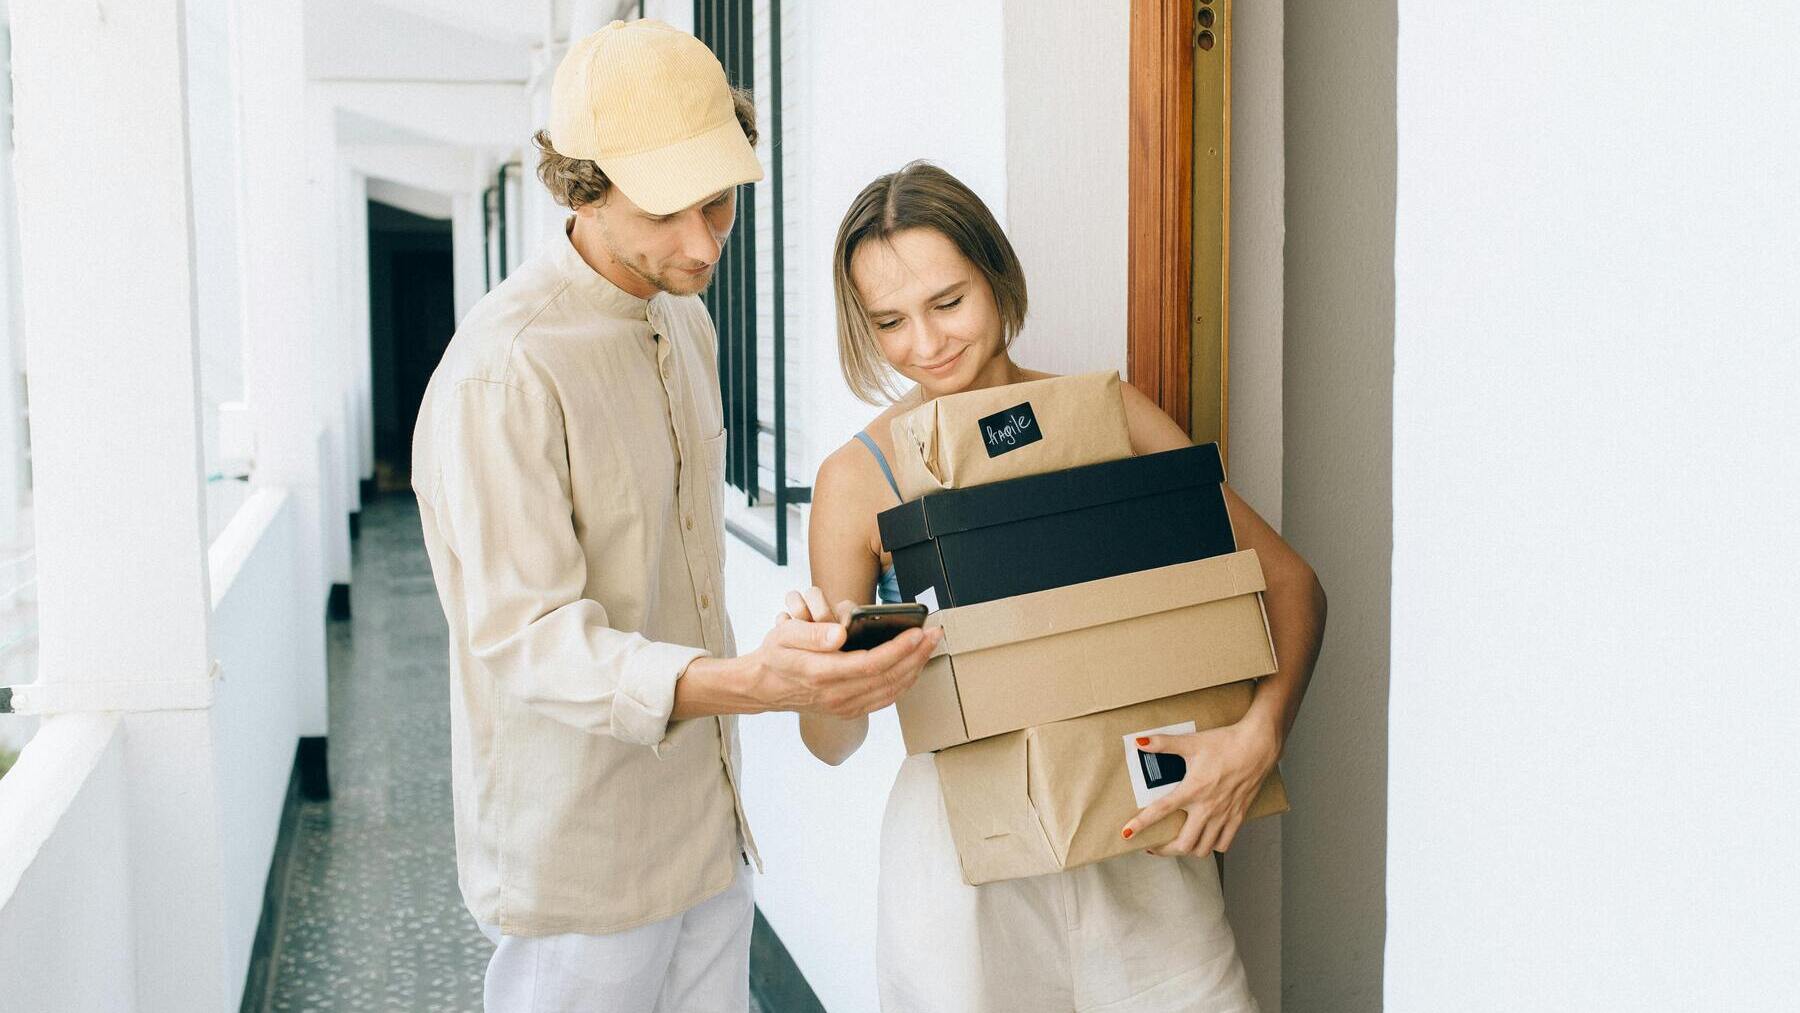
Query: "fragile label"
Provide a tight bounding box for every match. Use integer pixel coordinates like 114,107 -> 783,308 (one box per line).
977,401 -> 1043,458
1123,720 -> 1197,807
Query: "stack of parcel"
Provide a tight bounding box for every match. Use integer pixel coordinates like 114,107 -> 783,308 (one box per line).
878,371 -> 1288,886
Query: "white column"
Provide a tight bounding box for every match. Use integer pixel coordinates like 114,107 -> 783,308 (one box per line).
8,2 -> 228,1007
0,31 -> 24,546
307,86 -> 354,586
450,191 -> 487,324
234,0 -> 331,736
340,166 -> 374,490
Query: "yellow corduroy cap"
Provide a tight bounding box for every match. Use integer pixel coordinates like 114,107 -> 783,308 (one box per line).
549,19 -> 764,215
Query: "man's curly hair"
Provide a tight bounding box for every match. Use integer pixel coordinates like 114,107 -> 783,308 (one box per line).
535,88 -> 758,210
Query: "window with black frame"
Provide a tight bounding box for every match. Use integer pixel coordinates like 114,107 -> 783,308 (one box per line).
693,0 -> 806,565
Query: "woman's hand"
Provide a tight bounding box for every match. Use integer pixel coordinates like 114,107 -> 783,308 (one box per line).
1121,714 -> 1283,857
782,587 -> 852,627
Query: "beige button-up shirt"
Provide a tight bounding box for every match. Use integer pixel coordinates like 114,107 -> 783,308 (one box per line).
413,224 -> 758,936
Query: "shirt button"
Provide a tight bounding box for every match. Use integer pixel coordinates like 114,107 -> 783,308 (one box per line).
684,514 -> 695,531
700,593 -> 712,611
661,359 -> 672,379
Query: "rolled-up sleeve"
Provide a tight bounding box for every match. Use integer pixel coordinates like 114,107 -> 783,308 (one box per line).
435,378 -> 706,746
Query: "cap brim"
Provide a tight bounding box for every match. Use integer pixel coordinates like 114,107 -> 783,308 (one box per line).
598,118 -> 765,216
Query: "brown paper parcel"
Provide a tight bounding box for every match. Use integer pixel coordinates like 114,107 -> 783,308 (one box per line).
898,549 -> 1278,755
887,371 -> 1133,501
934,681 -> 1291,886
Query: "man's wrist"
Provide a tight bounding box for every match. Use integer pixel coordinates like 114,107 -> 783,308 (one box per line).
673,653 -> 764,719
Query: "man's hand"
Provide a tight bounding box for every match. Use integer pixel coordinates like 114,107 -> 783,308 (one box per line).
743,586 -> 937,719
674,586 -> 939,721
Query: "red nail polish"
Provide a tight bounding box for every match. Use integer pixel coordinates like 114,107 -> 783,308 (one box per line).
1135,737 -> 1151,747
1121,827 -> 1134,840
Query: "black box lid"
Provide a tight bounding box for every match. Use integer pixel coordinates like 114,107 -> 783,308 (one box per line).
877,443 -> 1225,553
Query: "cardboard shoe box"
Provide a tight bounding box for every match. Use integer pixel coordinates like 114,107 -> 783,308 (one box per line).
878,443 -> 1235,611
933,680 -> 1291,886
887,370 -> 1134,501
898,549 -> 1278,755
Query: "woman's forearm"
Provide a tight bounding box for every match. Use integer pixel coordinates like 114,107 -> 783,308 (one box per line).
1244,566 -> 1327,749
800,712 -> 870,766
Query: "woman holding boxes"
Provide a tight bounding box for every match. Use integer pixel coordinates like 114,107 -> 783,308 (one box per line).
794,161 -> 1327,1012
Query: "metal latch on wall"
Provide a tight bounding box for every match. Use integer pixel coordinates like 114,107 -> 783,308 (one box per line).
0,661 -> 222,716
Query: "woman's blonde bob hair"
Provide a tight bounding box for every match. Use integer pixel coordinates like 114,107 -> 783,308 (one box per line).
832,162 -> 1028,405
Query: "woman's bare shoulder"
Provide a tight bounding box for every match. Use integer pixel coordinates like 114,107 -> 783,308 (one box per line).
1118,379 -> 1191,453
815,431 -> 891,507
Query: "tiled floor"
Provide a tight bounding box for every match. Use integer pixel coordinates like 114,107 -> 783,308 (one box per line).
268,497 -> 491,1011
265,496 -> 768,1011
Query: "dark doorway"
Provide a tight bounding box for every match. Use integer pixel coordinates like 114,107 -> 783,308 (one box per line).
368,199 -> 454,492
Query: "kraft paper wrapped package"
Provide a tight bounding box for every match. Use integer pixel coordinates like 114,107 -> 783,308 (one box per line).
933,681 -> 1290,886
887,371 -> 1133,501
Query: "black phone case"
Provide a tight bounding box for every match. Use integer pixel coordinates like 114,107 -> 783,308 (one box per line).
842,612 -> 925,652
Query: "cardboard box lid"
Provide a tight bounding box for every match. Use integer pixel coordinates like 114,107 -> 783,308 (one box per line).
878,443 -> 1225,553
924,547 -> 1265,660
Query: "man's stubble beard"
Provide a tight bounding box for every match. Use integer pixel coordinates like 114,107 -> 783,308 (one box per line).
597,224 -> 717,298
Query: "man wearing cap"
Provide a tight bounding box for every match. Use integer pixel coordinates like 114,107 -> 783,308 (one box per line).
412,19 -> 938,1011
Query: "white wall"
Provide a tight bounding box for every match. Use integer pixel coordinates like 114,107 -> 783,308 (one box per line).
1217,4 -> 1288,1007
186,0 -> 248,526
236,0 -> 333,738
339,167 -> 374,487
794,2 -> 1009,462
0,18 -> 38,761
1001,0 -> 1129,380
1387,5 -> 1800,1010
0,20 -> 23,550
0,716 -> 136,1012
1279,1 -> 1395,1009
305,0 -> 528,84
208,491 -> 306,1010
305,87 -> 356,585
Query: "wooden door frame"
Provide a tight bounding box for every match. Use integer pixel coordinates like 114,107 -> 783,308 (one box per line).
1128,0 -> 1196,434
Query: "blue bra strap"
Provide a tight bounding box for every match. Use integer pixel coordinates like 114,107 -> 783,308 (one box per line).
853,431 -> 904,503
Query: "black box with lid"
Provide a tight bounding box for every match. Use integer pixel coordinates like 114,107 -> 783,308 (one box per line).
876,443 -> 1236,610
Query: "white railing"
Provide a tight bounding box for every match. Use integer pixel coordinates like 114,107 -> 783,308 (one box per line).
0,487 -> 311,1012
0,713 -> 136,1009
208,489 -> 307,1004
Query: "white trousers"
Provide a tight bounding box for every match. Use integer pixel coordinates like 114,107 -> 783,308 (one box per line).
878,754 -> 1258,1013
479,865 -> 754,1013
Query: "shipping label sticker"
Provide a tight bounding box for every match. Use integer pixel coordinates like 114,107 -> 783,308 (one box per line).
914,586 -> 941,613
976,401 -> 1044,458
1123,721 -> 1198,808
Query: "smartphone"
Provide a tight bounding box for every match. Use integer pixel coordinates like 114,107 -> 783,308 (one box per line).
841,602 -> 929,652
